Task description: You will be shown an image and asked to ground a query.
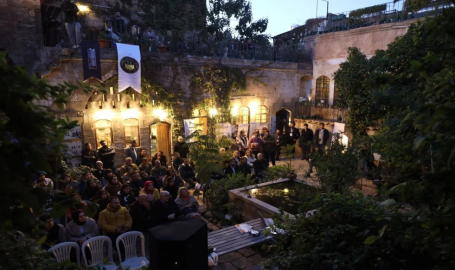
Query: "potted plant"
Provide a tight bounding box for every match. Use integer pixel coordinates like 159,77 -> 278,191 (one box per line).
280,144 -> 298,180
97,32 -> 111,48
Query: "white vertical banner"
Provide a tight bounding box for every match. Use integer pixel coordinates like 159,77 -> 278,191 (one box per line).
117,43 -> 141,93
214,122 -> 235,139
332,122 -> 347,146
249,122 -> 261,137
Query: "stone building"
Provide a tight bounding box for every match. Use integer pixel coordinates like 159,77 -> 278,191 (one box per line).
0,0 -> 423,166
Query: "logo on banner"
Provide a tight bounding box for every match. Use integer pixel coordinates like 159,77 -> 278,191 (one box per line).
120,57 -> 139,74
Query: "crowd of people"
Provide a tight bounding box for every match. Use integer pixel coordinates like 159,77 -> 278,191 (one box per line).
36,122 -> 333,252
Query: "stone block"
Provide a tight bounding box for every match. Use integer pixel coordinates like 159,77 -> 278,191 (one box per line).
246,254 -> 265,265
212,262 -> 237,270
237,247 -> 256,258
230,256 -> 247,269
218,252 -> 242,264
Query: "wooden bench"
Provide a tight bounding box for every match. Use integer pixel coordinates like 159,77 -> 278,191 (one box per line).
207,218 -> 274,256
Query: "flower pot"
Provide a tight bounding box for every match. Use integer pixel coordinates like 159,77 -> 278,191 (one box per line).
158,46 -> 169,53
98,39 -> 111,48
287,172 -> 297,180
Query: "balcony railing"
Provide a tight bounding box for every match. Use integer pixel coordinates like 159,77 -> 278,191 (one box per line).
295,102 -> 346,122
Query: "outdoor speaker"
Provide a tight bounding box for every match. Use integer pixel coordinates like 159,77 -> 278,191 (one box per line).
149,218 -> 208,270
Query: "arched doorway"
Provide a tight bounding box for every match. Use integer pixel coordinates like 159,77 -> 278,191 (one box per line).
275,109 -> 291,133
150,122 -> 172,161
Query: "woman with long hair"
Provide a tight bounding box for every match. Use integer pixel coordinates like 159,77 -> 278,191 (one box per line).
104,176 -> 122,197
118,184 -> 136,208
174,187 -> 199,219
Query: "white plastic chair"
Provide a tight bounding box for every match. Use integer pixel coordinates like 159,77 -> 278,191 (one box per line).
81,236 -> 118,270
48,242 -> 80,266
116,231 -> 149,270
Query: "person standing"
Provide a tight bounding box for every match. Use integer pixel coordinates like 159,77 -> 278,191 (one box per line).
274,129 -> 286,161
82,143 -> 97,168
173,136 -> 188,158
247,130 -> 263,158
61,0 -> 81,48
112,11 -> 126,35
125,140 -> 138,164
288,121 -> 300,158
98,140 -> 116,172
299,124 -> 314,160
314,123 -> 330,153
262,130 -> 277,166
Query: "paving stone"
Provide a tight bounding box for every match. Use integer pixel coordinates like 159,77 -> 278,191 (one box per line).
246,265 -> 263,270
246,254 -> 266,265
218,252 -> 242,264
212,262 -> 237,270
230,256 -> 247,269
237,247 -> 257,258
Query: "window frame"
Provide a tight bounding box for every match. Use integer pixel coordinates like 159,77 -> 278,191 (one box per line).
94,120 -> 113,149
316,76 -> 330,103
238,106 -> 250,124
123,118 -> 140,147
255,105 -> 268,123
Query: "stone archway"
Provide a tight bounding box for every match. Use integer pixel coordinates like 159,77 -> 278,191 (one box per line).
275,109 -> 291,133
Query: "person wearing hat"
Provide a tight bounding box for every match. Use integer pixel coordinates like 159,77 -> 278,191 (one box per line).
36,171 -> 54,191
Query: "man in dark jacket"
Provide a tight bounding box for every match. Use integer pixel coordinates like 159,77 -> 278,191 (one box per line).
237,157 -> 252,176
224,159 -> 239,176
274,129 -> 286,161
173,136 -> 188,158
262,130 -> 277,166
288,121 -> 300,158
299,124 -> 314,160
129,194 -> 154,232
314,123 -> 330,153
253,153 -> 269,183
112,12 -> 126,34
153,191 -> 180,225
98,140 -> 116,171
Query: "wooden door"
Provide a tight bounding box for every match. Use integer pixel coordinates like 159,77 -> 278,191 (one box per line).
151,122 -> 171,162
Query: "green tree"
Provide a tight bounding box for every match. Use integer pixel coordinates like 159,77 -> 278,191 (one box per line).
0,54 -> 85,268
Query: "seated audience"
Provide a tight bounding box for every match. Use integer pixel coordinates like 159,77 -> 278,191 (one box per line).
92,161 -> 107,185
92,189 -> 109,220
152,151 -> 167,167
172,152 -> 184,171
39,215 -> 66,249
153,191 -> 180,225
66,193 -> 87,221
174,187 -> 199,219
129,194 -> 154,232
104,176 -> 122,197
138,157 -> 152,174
233,150 -> 241,165
141,180 -> 160,201
65,210 -> 98,245
117,184 -> 136,209
224,159 -> 239,176
136,149 -> 149,166
130,171 -> 145,196
150,160 -> 167,189
121,167 -> 133,184
98,197 -> 132,243
83,179 -> 102,201
57,174 -> 75,191
36,171 -> 54,191
238,156 -> 252,176
119,157 -> 139,176
78,172 -> 94,199
178,158 -> 196,188
245,150 -> 256,168
163,177 -> 179,200
253,153 -> 269,182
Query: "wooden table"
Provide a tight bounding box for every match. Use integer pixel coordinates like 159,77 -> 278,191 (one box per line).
207,218 -> 274,256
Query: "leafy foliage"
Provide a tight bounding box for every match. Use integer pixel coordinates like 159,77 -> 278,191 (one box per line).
313,134 -> 360,194
349,4 -> 387,18
0,53 -> 87,268
206,0 -> 269,42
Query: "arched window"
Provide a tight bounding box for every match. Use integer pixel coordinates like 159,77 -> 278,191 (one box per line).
95,120 -> 112,148
124,118 -> 140,147
316,76 -> 330,103
255,105 -> 268,123
238,106 -> 250,124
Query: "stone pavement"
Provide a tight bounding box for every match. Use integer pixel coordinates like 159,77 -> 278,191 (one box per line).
210,247 -> 266,270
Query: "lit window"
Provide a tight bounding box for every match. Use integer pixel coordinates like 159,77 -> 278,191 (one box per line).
238,106 -> 250,124
95,120 -> 112,148
316,76 -> 330,103
255,105 -> 268,123
124,118 -> 140,147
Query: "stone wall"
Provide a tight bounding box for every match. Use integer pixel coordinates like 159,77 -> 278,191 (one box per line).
0,0 -> 44,75
304,19 -> 420,105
